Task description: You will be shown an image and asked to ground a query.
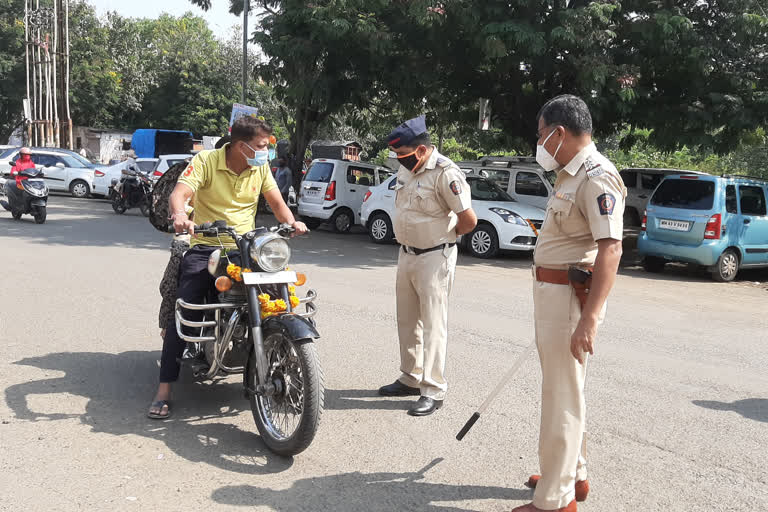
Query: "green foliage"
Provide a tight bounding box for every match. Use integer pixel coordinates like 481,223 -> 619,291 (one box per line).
0,0 -> 26,142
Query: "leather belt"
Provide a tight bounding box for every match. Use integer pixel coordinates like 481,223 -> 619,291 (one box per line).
402,242 -> 456,255
535,266 -> 594,310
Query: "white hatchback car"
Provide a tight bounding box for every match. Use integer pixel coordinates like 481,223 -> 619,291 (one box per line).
361,174 -> 545,258
457,156 -> 556,210
93,158 -> 158,197
0,147 -> 97,198
298,158 -> 394,232
150,154 -> 194,181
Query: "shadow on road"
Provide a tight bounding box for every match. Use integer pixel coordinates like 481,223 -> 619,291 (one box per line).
211,457 -> 530,511
325,388 -> 416,411
692,398 -> 768,423
4,350 -> 294,475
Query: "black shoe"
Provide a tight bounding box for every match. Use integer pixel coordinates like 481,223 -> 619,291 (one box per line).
378,380 -> 421,397
407,396 -> 443,416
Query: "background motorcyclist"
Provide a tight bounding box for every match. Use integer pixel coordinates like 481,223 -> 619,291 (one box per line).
10,147 -> 36,186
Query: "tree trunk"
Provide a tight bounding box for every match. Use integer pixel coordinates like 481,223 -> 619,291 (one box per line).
286,106 -> 327,191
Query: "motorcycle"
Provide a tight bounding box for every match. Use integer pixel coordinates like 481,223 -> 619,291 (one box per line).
1,167 -> 49,224
175,220 -> 323,456
111,165 -> 152,216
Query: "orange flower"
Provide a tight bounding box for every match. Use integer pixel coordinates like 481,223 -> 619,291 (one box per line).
269,135 -> 277,145
258,293 -> 270,305
274,299 -> 287,312
290,295 -> 300,308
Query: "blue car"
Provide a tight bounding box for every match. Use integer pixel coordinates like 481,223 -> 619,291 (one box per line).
638,174 -> 768,282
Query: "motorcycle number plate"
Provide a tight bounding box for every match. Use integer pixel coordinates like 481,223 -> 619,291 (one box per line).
241,270 -> 298,285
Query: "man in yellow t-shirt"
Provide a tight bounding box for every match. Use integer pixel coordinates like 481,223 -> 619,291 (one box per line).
148,116 -> 307,419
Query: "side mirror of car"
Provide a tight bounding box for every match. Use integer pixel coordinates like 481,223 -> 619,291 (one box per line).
56,162 -> 65,168
35,164 -> 44,170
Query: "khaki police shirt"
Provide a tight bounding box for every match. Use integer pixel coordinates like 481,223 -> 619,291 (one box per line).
178,144 -> 277,248
393,148 -> 472,249
533,143 -> 626,268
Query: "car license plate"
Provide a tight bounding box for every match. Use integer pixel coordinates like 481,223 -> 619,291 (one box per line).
659,219 -> 690,231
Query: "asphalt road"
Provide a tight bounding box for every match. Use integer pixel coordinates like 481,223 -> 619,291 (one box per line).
1,196 -> 766,512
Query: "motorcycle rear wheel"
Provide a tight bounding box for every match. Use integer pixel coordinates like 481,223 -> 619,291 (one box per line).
11,210 -> 22,220
246,330 -> 324,457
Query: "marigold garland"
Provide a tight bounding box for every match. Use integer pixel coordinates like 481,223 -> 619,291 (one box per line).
226,263 -> 303,318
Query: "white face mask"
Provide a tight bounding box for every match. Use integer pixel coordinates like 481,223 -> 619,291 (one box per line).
535,128 -> 563,172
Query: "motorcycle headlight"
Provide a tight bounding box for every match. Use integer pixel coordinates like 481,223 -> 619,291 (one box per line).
249,234 -> 291,272
490,207 -> 528,226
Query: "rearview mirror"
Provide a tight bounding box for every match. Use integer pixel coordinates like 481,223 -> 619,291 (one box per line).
56,162 -> 65,168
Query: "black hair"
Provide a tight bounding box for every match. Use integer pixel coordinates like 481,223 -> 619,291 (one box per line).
230,117 -> 273,143
537,95 -> 593,135
407,132 -> 431,148
214,135 -> 230,149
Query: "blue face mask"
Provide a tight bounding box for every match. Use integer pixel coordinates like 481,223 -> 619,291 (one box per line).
241,142 -> 269,167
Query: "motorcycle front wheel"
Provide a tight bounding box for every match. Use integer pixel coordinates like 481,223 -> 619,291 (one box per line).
246,330 -> 324,456
139,197 -> 150,217
111,191 -> 127,214
34,206 -> 46,224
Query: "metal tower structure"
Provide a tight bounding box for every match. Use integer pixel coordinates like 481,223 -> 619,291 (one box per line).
24,0 -> 72,149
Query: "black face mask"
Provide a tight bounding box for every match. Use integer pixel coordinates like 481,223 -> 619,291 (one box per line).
397,150 -> 421,171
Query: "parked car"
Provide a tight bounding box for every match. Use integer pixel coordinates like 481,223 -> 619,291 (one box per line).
638,174 -> 768,282
456,156 -> 555,210
150,154 -> 193,181
619,168 -> 705,226
0,147 -> 96,198
298,158 -> 393,232
360,174 -> 544,258
93,158 -> 158,197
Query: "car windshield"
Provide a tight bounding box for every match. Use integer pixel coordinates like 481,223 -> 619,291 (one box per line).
468,177 -> 515,202
650,178 -> 715,210
166,159 -> 185,169
0,148 -> 18,159
137,161 -> 156,173
304,162 -> 334,183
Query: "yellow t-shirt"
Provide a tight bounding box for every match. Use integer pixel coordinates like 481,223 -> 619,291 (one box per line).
178,144 -> 277,248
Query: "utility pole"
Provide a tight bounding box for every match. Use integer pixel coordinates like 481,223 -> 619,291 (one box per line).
242,0 -> 248,104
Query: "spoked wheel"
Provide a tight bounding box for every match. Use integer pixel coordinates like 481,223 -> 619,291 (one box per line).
247,331 -> 324,456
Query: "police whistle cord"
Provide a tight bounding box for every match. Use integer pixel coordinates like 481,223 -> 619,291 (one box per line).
456,341 -> 537,441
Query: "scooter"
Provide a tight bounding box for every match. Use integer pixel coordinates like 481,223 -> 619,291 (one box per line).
1,167 -> 49,224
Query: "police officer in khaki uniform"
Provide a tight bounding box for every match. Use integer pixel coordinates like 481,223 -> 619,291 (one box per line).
512,96 -> 626,512
377,116 -> 478,416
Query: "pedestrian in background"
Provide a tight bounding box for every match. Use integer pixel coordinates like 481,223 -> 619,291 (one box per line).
275,158 -> 293,205
513,95 -> 626,512
377,115 -> 477,416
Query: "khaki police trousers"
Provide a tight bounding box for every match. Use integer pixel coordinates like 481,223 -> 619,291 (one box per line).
532,278 -> 604,509
395,245 -> 457,400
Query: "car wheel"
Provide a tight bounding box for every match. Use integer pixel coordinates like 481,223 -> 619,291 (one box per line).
368,212 -> 393,244
331,208 -> 353,234
467,224 -> 499,258
643,256 -> 666,273
712,248 -> 739,282
70,180 -> 90,198
300,217 -> 323,230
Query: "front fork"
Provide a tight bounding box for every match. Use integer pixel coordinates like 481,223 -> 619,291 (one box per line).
247,285 -> 273,394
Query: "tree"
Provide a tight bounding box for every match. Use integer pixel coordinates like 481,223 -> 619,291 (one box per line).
399,1 -> 768,153
0,0 -> 26,143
